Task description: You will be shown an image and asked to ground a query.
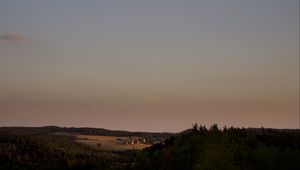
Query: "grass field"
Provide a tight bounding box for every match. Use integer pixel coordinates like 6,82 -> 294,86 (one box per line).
75,135 -> 151,151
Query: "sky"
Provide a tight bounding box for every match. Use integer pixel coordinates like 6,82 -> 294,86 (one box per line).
0,0 -> 299,132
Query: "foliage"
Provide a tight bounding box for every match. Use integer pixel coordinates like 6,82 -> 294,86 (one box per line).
133,125 -> 300,170
0,133 -> 132,170
1,125 -> 300,170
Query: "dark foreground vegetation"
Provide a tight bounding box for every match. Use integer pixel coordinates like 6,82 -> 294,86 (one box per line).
1,125 -> 300,170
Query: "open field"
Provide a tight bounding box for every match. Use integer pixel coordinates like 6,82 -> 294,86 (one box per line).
75,135 -> 151,151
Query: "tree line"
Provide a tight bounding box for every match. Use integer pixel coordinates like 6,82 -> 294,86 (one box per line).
1,124 -> 300,170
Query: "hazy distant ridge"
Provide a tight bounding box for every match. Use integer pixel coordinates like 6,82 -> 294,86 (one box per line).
0,126 -> 173,138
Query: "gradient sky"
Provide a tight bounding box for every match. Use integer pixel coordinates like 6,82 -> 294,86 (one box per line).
0,0 -> 299,132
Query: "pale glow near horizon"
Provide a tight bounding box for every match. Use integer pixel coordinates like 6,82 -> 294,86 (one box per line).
0,0 -> 299,132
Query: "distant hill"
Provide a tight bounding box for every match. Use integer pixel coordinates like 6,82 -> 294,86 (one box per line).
0,126 -> 173,138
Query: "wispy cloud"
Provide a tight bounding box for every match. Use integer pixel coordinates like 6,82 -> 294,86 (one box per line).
0,32 -> 31,44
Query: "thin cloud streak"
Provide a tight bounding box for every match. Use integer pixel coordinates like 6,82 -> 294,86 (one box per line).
0,32 -> 31,44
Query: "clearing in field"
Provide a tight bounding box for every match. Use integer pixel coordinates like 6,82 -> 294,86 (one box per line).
75,135 -> 151,151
